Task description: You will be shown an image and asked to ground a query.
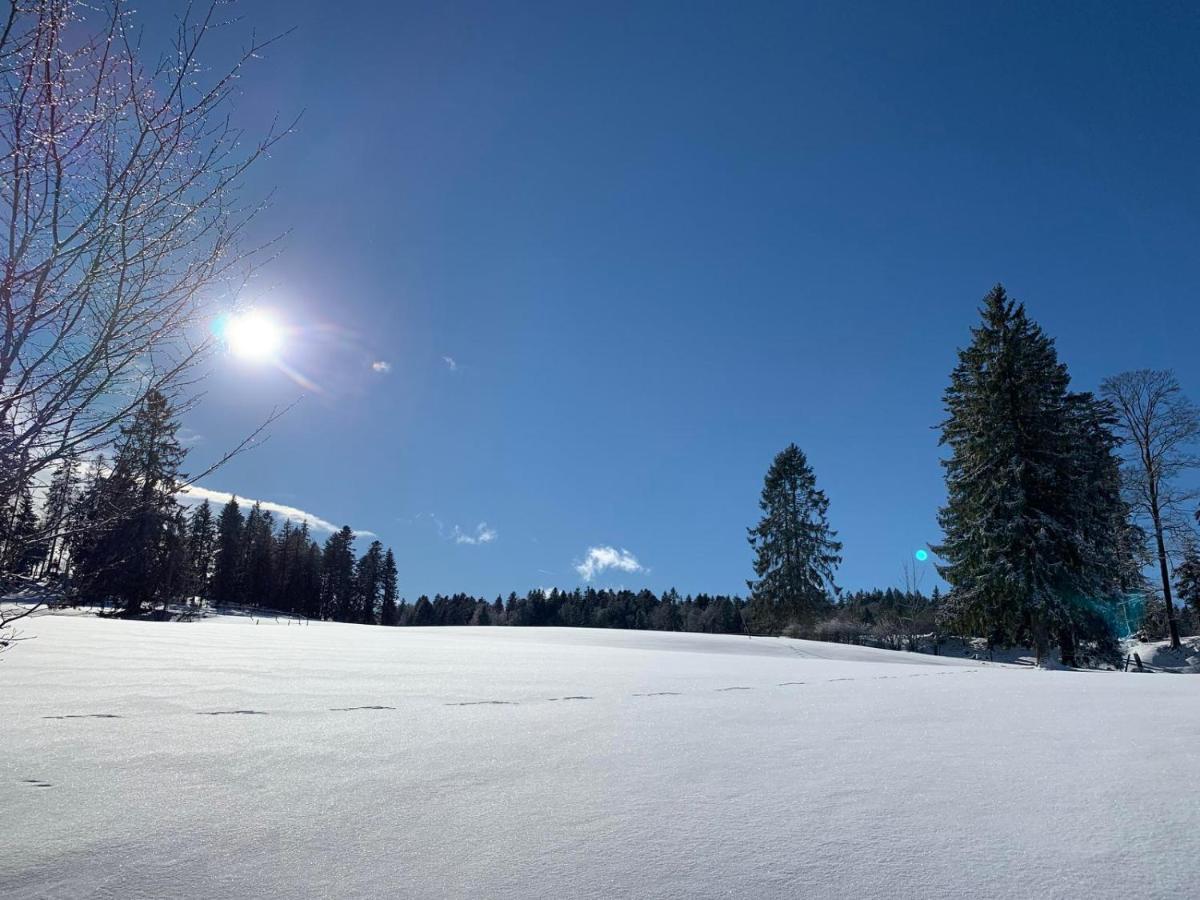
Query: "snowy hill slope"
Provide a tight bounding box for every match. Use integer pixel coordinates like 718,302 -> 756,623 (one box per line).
2,615 -> 1198,899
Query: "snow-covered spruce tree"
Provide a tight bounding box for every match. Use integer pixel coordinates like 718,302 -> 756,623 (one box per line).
935,286 -> 1134,664
69,390 -> 187,617
747,444 -> 841,634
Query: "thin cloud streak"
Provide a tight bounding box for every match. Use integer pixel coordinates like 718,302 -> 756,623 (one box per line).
454,522 -> 497,545
179,485 -> 375,537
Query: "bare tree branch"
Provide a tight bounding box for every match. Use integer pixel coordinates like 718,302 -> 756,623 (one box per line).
1102,369 -> 1200,650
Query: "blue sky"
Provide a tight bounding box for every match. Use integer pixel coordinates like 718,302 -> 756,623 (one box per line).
174,1 -> 1200,599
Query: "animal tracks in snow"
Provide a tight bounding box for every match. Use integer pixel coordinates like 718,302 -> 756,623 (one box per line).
36,670 -> 978,720
198,709 -> 268,716
41,713 -> 121,720
446,700 -> 519,707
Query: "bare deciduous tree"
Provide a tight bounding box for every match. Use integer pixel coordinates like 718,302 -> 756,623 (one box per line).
1101,370 -> 1200,650
0,0 -> 288,511
0,1 -> 292,646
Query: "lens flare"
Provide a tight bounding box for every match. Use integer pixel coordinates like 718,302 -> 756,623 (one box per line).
915,549 -> 929,562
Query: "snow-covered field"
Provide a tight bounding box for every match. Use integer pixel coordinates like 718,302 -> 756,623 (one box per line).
3,615 -> 1197,899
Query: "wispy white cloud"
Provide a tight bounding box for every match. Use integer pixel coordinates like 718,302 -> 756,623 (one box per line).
575,546 -> 645,581
371,360 -> 392,373
178,485 -> 375,537
442,355 -> 458,372
411,512 -> 496,546
454,522 -> 497,545
178,427 -> 205,446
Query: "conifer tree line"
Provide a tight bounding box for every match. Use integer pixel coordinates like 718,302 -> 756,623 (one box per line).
364,588 -> 749,633
3,389 -> 752,633
1,388 -> 403,623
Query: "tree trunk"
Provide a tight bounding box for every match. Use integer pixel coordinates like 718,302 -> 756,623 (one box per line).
1150,501 -> 1182,650
1058,626 -> 1077,667
1030,614 -> 1049,667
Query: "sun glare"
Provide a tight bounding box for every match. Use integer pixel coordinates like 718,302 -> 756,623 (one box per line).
223,310 -> 283,362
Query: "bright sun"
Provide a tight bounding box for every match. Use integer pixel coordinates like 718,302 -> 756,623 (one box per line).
223,310 -> 283,362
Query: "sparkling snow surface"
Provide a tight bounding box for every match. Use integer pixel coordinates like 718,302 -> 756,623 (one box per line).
3,615 -> 1198,899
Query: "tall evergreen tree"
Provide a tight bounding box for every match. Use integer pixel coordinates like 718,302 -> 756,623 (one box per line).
271,520 -> 300,613
2,473 -> 42,575
185,501 -> 217,603
379,549 -> 399,626
936,286 -> 1132,663
321,526 -> 356,621
159,509 -> 191,611
70,390 -> 187,616
354,539 -> 385,624
300,535 -> 325,619
746,443 -> 841,633
210,497 -> 245,607
243,503 -> 275,606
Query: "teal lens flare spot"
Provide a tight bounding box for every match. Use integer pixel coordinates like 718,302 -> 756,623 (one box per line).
914,549 -> 929,562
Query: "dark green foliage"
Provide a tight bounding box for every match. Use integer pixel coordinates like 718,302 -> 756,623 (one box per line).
747,443 -> 841,633
1,474 -> 42,575
185,501 -> 216,602
69,390 -> 188,616
243,504 -> 275,606
936,286 -> 1137,662
410,595 -> 435,626
301,539 -> 325,619
210,498 -> 245,607
354,539 -> 385,624
379,549 -> 399,625
321,526 -> 357,621
271,520 -> 311,615
389,587 -> 748,634
1177,546 -> 1200,620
